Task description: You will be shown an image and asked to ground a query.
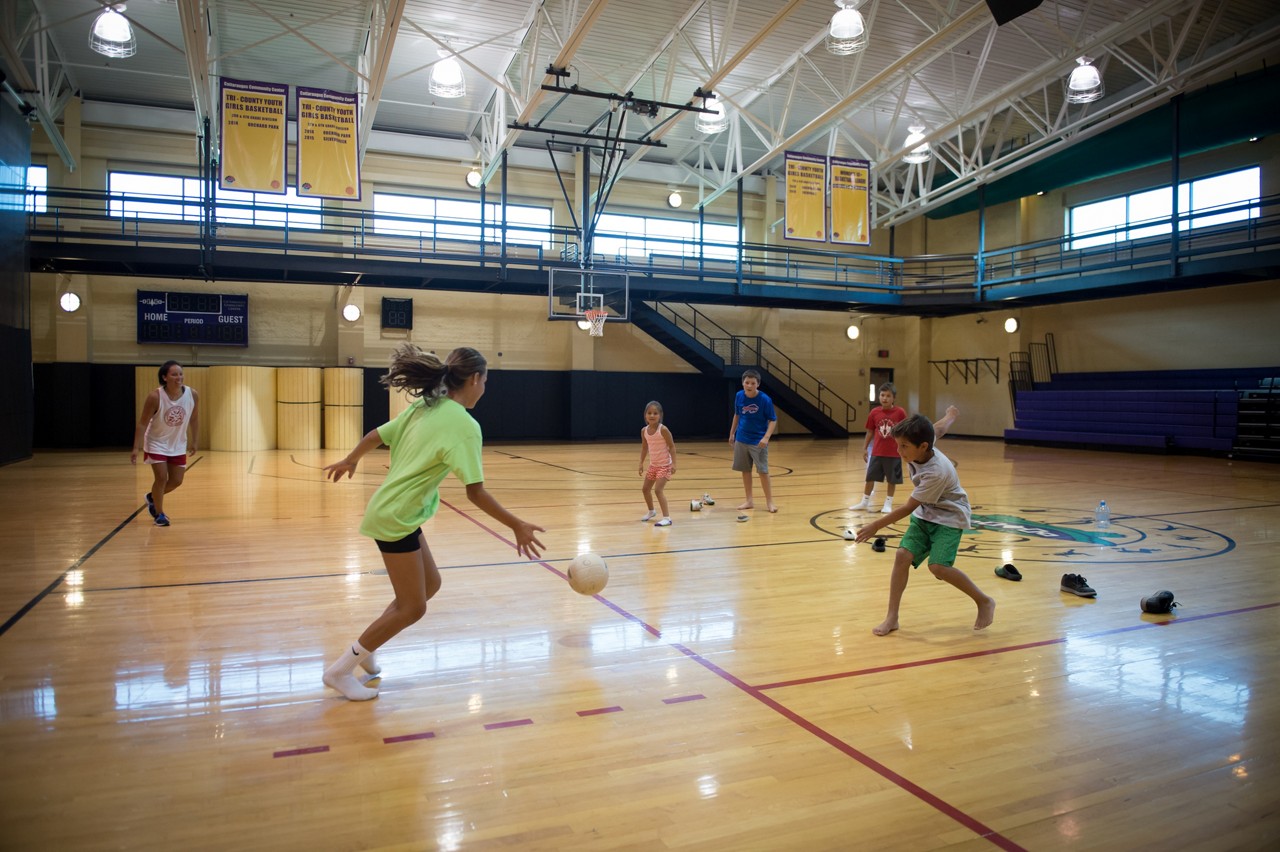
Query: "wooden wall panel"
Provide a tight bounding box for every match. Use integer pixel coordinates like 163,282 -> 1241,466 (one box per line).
208,366 -> 276,451
323,367 -> 363,450
277,367 -> 323,450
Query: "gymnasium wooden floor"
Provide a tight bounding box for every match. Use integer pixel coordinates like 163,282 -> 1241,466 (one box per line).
1,437 -> 1277,850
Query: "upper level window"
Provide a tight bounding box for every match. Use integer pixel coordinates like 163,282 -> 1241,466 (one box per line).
1068,166 -> 1259,250
594,213 -> 740,261
372,192 -> 552,247
107,171 -> 321,229
26,165 -> 48,213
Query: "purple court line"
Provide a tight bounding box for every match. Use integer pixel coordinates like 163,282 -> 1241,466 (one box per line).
274,745 -> 329,758
484,719 -> 533,731
662,694 -> 706,704
384,731 -> 436,744
451,504 -> 1024,851
578,706 -> 623,716
753,600 -> 1280,691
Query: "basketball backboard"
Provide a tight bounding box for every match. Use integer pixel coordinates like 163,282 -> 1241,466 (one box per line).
548,268 -> 630,322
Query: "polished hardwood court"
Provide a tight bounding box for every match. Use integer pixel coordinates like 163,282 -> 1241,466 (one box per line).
1,438 -> 1277,850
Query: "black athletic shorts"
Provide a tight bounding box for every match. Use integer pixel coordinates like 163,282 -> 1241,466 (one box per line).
376,528 -> 423,553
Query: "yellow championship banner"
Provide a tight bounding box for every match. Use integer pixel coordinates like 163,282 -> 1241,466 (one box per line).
296,87 -> 360,200
830,156 -> 871,245
784,152 -> 827,242
219,78 -> 287,193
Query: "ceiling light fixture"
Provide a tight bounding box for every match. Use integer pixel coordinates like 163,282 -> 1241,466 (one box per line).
827,1 -> 868,56
1066,57 -> 1103,104
341,303 -> 361,322
429,50 -> 466,99
667,190 -> 683,208
695,92 -> 727,134
89,5 -> 136,59
903,124 -> 931,164
1004,317 -> 1019,333
60,292 -> 81,313
466,166 -> 482,188
846,324 -> 860,340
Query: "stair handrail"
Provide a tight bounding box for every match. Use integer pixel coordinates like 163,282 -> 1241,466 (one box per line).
648,301 -> 859,432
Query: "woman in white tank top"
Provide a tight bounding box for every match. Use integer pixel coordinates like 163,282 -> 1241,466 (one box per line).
131,360 -> 200,527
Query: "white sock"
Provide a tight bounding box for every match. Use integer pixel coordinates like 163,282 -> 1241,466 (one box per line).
360,650 -> 381,676
323,642 -> 379,701
641,509 -> 657,521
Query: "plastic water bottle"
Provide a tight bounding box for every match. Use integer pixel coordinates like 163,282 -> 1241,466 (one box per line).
1095,500 -> 1110,528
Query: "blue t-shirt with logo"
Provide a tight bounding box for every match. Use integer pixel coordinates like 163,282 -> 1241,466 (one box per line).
733,389 -> 776,444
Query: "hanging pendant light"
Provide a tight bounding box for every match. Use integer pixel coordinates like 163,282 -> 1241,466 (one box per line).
429,50 -> 466,99
827,1 -> 868,56
90,5 -> 137,59
1066,57 -> 1103,104
696,92 -> 727,134
903,125 -> 931,164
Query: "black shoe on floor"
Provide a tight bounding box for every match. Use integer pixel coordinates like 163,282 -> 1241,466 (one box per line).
995,563 -> 1022,581
1061,573 -> 1096,597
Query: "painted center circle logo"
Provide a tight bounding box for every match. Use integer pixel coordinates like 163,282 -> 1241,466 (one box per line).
813,504 -> 1233,565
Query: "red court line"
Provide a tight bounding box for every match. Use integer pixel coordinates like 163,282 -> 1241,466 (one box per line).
753,600 -> 1280,691
384,731 -> 436,744
274,745 -> 329,758
447,500 -> 1024,851
577,706 -> 623,716
484,719 -> 533,730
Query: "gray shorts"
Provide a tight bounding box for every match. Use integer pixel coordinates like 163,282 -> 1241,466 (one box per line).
732,441 -> 769,474
865,455 -> 902,484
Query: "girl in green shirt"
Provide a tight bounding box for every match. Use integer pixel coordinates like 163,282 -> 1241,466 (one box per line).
321,344 -> 545,701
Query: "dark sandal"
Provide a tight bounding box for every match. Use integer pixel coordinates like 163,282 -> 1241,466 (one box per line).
995,563 -> 1022,581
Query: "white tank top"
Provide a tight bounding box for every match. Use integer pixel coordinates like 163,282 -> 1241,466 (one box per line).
145,386 -> 195,456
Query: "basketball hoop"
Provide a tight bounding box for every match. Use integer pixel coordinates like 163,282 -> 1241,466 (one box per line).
583,308 -> 608,337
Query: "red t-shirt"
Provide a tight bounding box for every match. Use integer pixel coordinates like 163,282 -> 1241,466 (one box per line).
865,405 -> 907,457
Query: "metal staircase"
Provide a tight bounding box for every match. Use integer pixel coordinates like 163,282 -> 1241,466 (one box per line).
631,301 -> 858,437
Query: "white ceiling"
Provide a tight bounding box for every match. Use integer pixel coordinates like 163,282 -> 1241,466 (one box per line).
5,0 -> 1279,226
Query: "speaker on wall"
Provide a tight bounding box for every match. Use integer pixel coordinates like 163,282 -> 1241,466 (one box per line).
984,0 -> 1043,26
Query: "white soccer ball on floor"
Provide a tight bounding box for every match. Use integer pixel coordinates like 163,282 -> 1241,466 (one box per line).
567,552 -> 609,596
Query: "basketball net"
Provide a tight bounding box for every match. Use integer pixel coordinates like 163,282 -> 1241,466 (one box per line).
584,309 -> 607,337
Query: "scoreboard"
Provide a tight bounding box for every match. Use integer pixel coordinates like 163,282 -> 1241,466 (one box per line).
137,290 -> 249,347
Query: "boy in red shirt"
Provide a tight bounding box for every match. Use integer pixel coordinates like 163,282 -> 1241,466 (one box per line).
850,382 -> 908,514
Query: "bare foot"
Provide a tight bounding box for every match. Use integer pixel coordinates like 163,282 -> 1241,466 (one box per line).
767,503 -> 778,513
737,501 -> 754,510
872,618 -> 899,636
974,597 -> 996,631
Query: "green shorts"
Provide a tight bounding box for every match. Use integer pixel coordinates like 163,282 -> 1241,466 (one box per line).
899,516 -> 963,568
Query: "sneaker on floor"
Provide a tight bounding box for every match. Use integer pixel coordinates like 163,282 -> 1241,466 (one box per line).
848,497 -> 871,511
880,500 -> 893,513
1061,573 -> 1096,597
655,518 -> 672,527
641,510 -> 657,522
154,513 -> 171,527
144,492 -> 157,519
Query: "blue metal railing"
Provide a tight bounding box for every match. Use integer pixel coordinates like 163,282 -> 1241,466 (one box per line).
21,187 -> 1280,306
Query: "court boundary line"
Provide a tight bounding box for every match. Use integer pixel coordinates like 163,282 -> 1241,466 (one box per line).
0,458 -> 207,637
441,498 -> 1026,851
751,601 -> 1280,691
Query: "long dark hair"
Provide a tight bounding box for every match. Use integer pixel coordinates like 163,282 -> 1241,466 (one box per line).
380,343 -> 487,403
158,360 -> 182,385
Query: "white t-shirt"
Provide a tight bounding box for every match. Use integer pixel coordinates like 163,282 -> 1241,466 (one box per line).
907,447 -> 971,529
144,386 -> 195,456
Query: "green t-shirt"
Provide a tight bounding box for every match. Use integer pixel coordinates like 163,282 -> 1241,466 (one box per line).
358,397 -> 484,541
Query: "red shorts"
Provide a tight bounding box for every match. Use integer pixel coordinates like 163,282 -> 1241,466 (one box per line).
645,463 -> 673,481
144,452 -> 188,467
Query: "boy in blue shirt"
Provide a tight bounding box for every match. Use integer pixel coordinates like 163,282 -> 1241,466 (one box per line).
728,369 -> 778,512
855,412 -> 994,636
